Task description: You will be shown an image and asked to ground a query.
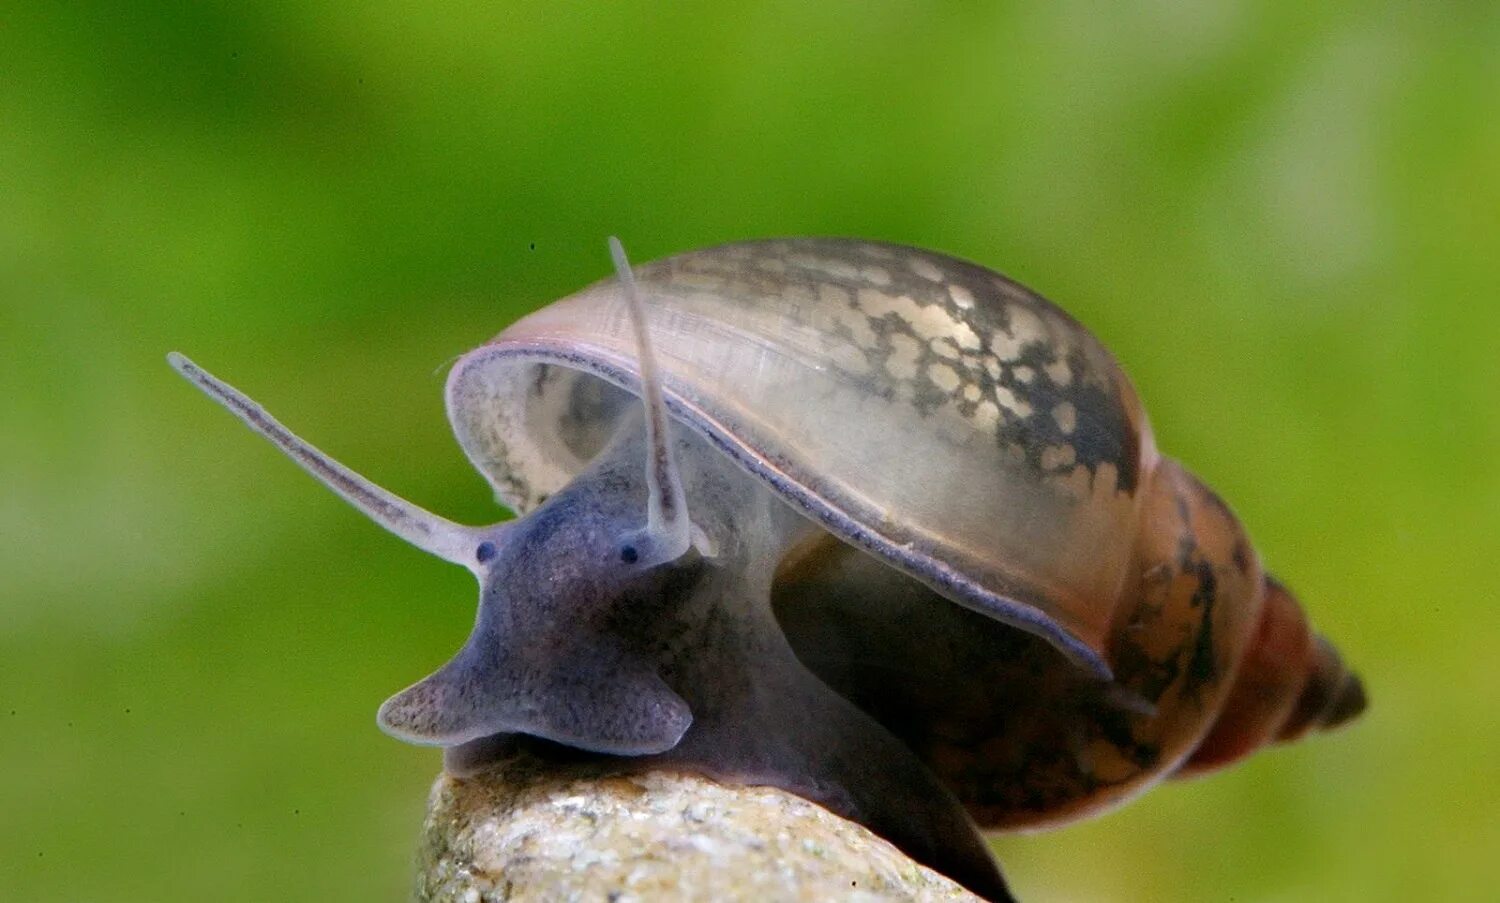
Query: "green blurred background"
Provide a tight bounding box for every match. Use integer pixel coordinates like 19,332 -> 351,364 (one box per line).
3,2 -> 1496,900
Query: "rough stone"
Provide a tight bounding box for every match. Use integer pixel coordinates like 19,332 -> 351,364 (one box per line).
416,754 -> 982,902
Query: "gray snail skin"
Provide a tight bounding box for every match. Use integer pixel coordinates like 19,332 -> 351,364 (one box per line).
171,238 -> 1364,902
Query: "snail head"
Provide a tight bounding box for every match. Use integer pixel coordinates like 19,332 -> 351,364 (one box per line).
168,239 -> 699,758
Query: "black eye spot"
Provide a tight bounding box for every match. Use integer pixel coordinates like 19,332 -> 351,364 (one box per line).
475,541 -> 497,563
619,544 -> 639,564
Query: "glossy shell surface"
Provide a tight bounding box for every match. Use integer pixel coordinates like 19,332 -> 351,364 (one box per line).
445,239 -> 1160,676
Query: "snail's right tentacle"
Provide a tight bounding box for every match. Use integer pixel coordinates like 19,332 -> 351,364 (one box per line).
168,352 -> 486,571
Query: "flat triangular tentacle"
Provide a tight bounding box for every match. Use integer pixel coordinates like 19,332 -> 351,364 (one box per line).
379,636 -> 692,755
377,645 -> 504,746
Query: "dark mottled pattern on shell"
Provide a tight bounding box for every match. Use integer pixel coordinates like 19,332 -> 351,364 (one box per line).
649,239 -> 1142,493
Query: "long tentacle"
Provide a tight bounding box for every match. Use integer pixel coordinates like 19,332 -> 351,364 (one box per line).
169,352 -> 483,569
609,237 -> 691,567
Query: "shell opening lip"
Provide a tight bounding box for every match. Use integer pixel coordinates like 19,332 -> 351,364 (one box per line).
447,341 -> 1115,682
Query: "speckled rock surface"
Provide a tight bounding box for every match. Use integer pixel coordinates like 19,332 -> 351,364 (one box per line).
415,755 -> 982,902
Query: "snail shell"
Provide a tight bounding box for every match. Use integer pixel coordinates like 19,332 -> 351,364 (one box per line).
450,238 -> 1152,678
448,237 -> 1363,826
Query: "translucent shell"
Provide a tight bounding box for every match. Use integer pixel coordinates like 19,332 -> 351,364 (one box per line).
445,239 -> 1159,678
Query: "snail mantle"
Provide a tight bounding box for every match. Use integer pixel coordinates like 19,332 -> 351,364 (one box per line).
416,750 -> 982,902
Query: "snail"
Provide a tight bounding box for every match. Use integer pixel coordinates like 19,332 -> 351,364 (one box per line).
170,238 -> 1365,901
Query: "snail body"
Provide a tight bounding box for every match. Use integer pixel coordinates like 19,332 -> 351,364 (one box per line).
171,238 -> 1363,901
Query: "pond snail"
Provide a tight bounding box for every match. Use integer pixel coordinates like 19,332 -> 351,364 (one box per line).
171,237 -> 1365,901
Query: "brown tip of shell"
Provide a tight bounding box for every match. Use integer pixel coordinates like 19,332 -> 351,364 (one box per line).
1277,636 -> 1367,742
1322,672 -> 1367,730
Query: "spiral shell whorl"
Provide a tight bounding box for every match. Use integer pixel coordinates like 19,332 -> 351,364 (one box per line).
1180,576 -> 1365,776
